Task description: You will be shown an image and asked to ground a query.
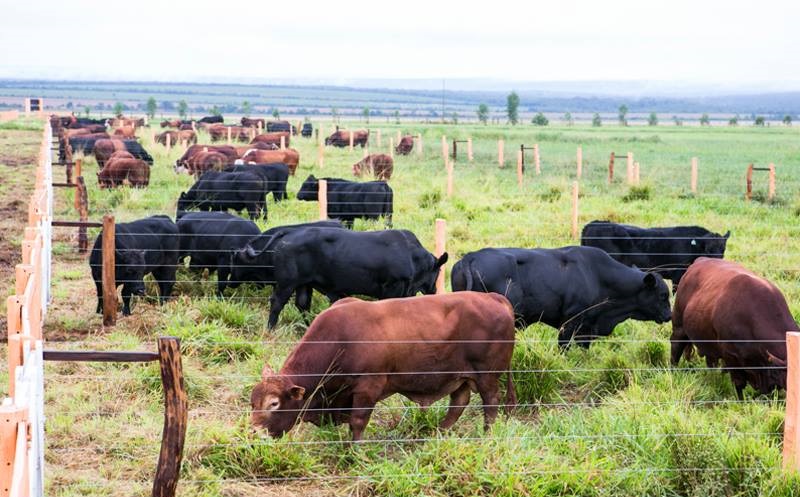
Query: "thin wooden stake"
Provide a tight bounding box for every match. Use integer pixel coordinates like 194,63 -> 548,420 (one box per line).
165,133 -> 171,152
571,181 -> 579,239
74,159 -> 81,185
396,130 -> 401,145
227,126 -> 232,145
467,138 -> 473,161
516,150 -> 523,186
691,157 -> 698,194
769,163 -> 776,201
634,162 -> 640,185
152,336 -> 188,497
102,214 -> 116,326
441,136 -> 447,162
389,137 -> 394,159
576,145 -> 583,179
608,152 -> 615,183
534,144 -> 540,174
318,179 -> 328,220
434,219 -> 446,294
76,177 -> 88,252
349,131 -> 354,151
280,135 -> 285,151
317,143 -> 324,169
498,139 -> 504,167
416,133 -> 422,157
746,164 -> 754,201
784,332 -> 800,470
626,151 -> 634,184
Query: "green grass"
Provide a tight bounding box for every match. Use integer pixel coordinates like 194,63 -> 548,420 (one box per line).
11,118 -> 800,496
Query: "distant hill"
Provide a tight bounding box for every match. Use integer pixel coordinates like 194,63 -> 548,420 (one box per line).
1,79 -> 798,118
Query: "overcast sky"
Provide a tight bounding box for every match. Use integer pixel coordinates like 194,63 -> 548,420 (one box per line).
1,0 -> 798,90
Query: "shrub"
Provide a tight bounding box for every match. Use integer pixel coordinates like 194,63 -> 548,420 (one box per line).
622,185 -> 652,202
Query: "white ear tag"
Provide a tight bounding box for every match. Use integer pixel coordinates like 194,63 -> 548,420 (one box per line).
691,239 -> 697,246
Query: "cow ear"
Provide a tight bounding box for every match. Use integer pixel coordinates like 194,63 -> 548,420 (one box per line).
261,364 -> 275,381
435,252 -> 449,268
643,273 -> 656,288
288,386 -> 305,400
766,351 -> 787,367
724,230 -> 731,239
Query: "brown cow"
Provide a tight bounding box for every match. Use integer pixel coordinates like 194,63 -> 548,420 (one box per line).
94,139 -> 128,167
175,144 -> 238,171
175,151 -> 231,175
251,132 -> 290,148
238,148 -> 299,175
325,129 -> 369,148
97,158 -> 150,188
108,150 -> 134,161
251,292 -> 516,441
156,130 -> 197,146
352,154 -> 393,180
113,126 -> 136,139
395,135 -> 414,155
671,258 -> 799,398
234,142 -> 277,156
208,125 -> 250,142
241,117 -> 266,128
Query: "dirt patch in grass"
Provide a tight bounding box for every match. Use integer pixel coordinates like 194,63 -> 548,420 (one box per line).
0,129 -> 40,336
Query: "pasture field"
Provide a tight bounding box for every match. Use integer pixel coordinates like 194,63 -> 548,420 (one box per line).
3,118 -> 800,496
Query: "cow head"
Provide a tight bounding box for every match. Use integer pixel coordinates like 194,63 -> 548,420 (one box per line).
250,364 -> 305,438
633,272 -> 672,323
296,175 -> 319,201
701,230 -> 730,258
115,248 -> 147,296
758,350 -> 788,393
414,252 -> 449,295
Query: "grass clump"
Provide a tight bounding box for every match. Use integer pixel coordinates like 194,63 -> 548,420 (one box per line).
622,185 -> 652,202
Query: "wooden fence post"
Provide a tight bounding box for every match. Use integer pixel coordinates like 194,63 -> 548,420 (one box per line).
396,130 -> 401,145
74,159 -> 82,185
626,152 -> 634,184
152,336 -> 188,497
349,131 -> 354,151
608,152 -> 615,184
691,157 -> 698,194
516,150 -> 523,186
280,135 -> 286,151
317,143 -> 324,169
389,137 -> 394,159
784,332 -> 800,471
498,139 -> 504,167
769,163 -> 776,201
446,160 -> 454,197
102,214 -> 116,326
571,181 -> 579,239
746,164 -> 754,201
318,180 -> 328,220
441,136 -> 447,162
434,219 -> 446,294
76,177 -> 88,253
534,144 -> 540,174
227,126 -> 232,145
467,138 -> 473,161
634,162 -> 640,185
416,133 -> 423,157
577,145 -> 583,179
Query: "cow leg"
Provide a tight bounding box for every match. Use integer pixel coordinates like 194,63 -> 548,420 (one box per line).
216,258 -> 230,297
476,375 -> 501,432
349,382 -> 384,442
94,280 -> 103,314
439,382 -> 472,430
121,284 -> 133,316
268,285 -> 295,329
730,372 -> 747,400
153,266 -> 177,305
294,285 -> 314,313
670,326 -> 690,365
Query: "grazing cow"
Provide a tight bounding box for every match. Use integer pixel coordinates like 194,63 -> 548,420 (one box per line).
208,125 -> 250,142
113,126 -> 136,139
352,154 -> 393,180
97,158 -> 150,188
176,170 -> 268,220
161,119 -> 181,128
251,292 -> 515,440
89,216 -> 179,316
198,115 -> 224,124
234,142 -> 278,156
108,150 -> 134,161
175,145 -> 239,172
266,120 -> 292,133
230,220 -> 343,291
325,129 -> 369,148
156,130 -> 197,146
301,123 -> 313,137
581,220 -> 730,290
177,151 -> 230,176
671,258 -> 798,398
395,135 -> 414,155
238,148 -> 299,175
251,132 -> 290,148
176,212 -> 261,295
451,246 -> 672,348
296,175 -> 392,228
262,227 -> 447,328
94,139 -> 154,168
59,133 -> 110,162
225,163 -> 289,201
60,126 -> 106,139
241,117 -> 266,128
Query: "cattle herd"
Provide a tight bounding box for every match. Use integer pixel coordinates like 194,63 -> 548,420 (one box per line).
51,112 -> 799,441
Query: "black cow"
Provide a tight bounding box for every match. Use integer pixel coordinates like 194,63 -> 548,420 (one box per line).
198,115 -> 224,124
176,212 -> 261,295
230,220 -> 344,299
176,170 -> 268,220
60,135 -> 103,162
296,175 -> 393,228
451,246 -> 672,348
266,120 -> 291,133
581,220 -> 729,290
119,139 -> 154,165
89,216 -> 179,316
264,227 -> 448,328
224,163 -> 289,201
301,123 -> 313,137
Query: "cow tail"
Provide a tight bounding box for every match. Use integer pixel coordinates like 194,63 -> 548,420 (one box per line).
463,259 -> 474,291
